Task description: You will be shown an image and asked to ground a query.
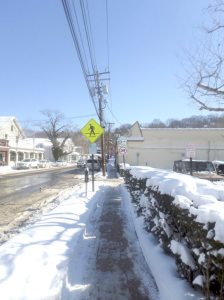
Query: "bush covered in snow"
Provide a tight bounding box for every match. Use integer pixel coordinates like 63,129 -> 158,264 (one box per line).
125,167 -> 224,299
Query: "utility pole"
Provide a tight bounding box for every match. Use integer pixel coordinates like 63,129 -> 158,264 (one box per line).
87,70 -> 110,176
96,71 -> 109,176
97,73 -> 106,176
107,122 -> 114,160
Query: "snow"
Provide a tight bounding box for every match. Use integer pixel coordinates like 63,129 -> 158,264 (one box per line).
0,183 -> 100,299
193,275 -> 204,287
130,166 -> 224,243
0,165 -> 219,299
170,240 -> 195,269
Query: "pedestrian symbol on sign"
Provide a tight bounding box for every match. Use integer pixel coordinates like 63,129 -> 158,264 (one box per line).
89,124 -> 95,136
80,118 -> 104,143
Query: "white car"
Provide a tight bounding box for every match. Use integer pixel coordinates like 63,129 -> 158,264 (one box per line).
77,159 -> 86,168
17,158 -> 40,169
86,158 -> 101,171
38,159 -> 51,168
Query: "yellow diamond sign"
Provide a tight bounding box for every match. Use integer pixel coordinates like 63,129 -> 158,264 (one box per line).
81,118 -> 104,143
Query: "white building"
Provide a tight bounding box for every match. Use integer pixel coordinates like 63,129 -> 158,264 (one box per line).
0,116 -> 44,166
33,138 -> 81,163
121,121 -> 224,170
0,116 -> 83,166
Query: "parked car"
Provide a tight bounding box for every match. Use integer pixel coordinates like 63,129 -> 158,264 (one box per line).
86,158 -> 101,171
213,160 -> 224,176
55,160 -> 67,166
17,158 -> 40,169
77,159 -> 86,168
173,159 -> 223,181
38,159 -> 51,168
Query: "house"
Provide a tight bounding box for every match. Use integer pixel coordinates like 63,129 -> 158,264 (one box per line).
34,138 -> 81,162
121,121 -> 224,170
0,116 -> 44,166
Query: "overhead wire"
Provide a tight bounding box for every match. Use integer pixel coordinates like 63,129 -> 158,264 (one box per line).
61,0 -> 116,126
71,0 -> 90,74
18,114 -> 98,125
80,0 -> 97,75
106,105 -> 122,125
105,0 -> 110,70
85,0 -> 97,72
61,0 -> 99,117
103,0 -> 113,126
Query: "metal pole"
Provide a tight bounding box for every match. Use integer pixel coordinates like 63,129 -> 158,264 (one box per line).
85,167 -> 89,197
91,154 -> 95,191
123,154 -> 126,168
190,157 -> 193,176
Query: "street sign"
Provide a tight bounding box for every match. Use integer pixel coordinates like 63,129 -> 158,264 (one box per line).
89,143 -> 97,154
119,146 -> 127,155
117,136 -> 127,147
186,144 -> 196,158
81,119 -> 104,143
117,136 -> 127,156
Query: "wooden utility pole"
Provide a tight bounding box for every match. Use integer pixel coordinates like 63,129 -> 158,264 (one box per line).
87,71 -> 110,176
107,122 -> 114,160
96,72 -> 106,176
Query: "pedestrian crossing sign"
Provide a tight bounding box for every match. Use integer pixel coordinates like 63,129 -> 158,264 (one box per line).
81,118 -> 104,143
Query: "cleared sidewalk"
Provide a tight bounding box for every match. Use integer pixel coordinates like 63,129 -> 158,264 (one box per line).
63,168 -> 159,300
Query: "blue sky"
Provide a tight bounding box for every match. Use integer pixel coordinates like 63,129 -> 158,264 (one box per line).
0,0 -> 212,130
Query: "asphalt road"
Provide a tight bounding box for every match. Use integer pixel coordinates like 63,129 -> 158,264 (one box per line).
0,166 -> 85,244
0,166 -> 84,202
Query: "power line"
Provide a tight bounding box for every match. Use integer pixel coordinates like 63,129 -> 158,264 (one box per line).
85,0 -> 97,72
105,0 -> 110,71
71,0 -> 90,74
61,0 -> 99,117
80,0 -> 97,73
106,105 -> 122,125
17,113 -> 97,124
61,0 -> 113,175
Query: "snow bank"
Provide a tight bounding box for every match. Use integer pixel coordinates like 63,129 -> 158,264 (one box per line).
130,166 -> 224,243
0,184 -> 101,299
126,166 -> 224,298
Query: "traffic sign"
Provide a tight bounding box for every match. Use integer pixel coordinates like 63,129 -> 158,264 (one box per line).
119,147 -> 127,155
81,118 -> 104,143
89,143 -> 97,154
186,144 -> 196,158
117,136 -> 127,147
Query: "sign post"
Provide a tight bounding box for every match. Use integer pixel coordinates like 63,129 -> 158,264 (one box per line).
84,167 -> 89,196
117,137 -> 128,171
81,119 -> 104,192
186,144 -> 196,176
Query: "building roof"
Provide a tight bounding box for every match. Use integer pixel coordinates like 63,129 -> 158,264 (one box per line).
0,116 -> 25,138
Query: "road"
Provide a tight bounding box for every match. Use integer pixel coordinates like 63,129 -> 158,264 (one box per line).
0,166 -> 85,244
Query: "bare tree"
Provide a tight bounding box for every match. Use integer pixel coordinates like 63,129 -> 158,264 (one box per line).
114,124 -> 132,136
185,0 -> 224,112
40,110 -> 72,161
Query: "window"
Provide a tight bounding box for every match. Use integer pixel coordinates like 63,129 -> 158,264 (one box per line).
10,151 -> 16,162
